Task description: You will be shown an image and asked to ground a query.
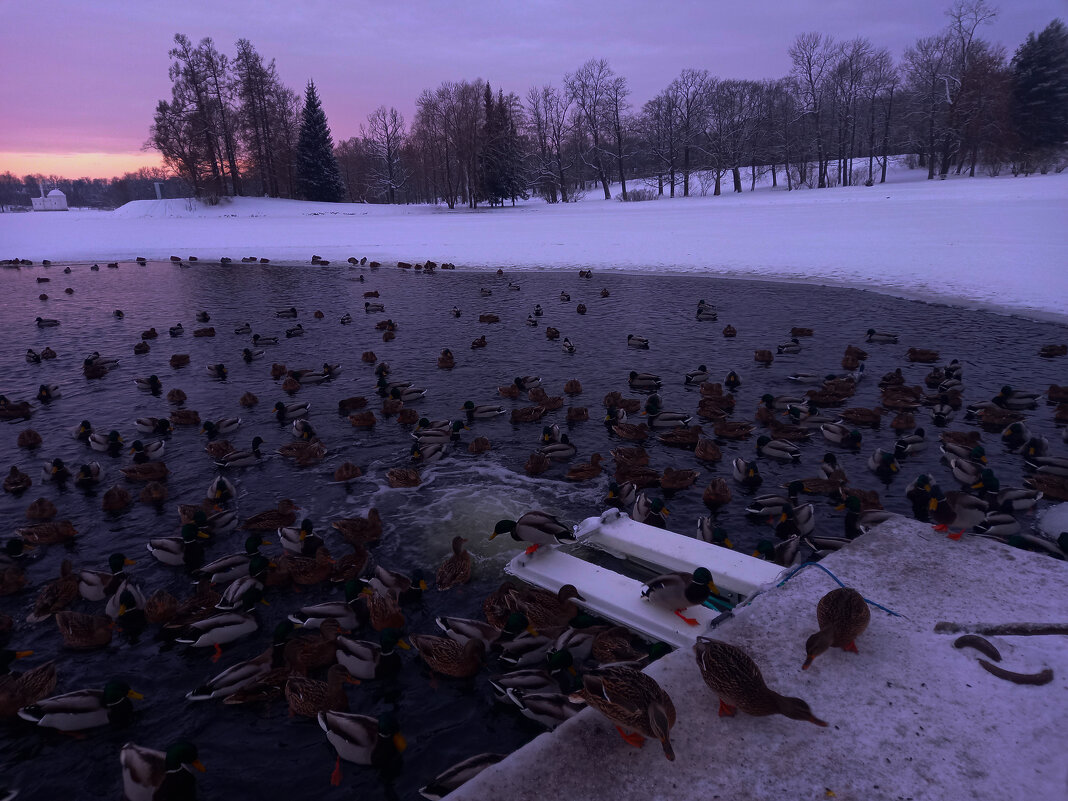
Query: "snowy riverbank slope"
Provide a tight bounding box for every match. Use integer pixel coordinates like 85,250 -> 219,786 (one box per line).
2,167 -> 1066,323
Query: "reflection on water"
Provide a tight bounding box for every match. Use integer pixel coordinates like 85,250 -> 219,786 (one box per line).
1,260 -> 1065,799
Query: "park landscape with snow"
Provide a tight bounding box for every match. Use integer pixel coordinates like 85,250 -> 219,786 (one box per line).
4,163 -> 1068,324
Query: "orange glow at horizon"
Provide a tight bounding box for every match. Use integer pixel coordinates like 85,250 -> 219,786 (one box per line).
0,152 -> 164,180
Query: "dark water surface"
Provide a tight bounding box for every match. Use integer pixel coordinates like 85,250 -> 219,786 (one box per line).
1,261 -> 1065,800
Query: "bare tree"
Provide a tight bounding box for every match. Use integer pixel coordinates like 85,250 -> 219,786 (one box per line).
565,59 -> 616,199
365,106 -> 409,203
789,33 -> 839,187
605,74 -> 632,200
669,69 -> 712,196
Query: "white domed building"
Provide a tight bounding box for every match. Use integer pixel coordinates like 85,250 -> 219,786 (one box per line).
32,188 -> 68,211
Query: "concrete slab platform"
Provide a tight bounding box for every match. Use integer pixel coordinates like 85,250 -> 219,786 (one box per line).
452,519 -> 1067,801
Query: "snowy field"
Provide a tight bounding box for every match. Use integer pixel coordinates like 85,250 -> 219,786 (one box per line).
2,166 -> 1066,324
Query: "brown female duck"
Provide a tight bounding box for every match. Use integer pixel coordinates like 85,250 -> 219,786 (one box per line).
55,611 -> 113,649
569,665 -> 676,760
410,635 -> 485,678
802,587 -> 871,669
242,499 -> 299,530
17,520 -> 77,545
695,638 -> 827,725
331,508 -> 382,545
285,664 -> 360,717
436,536 -> 471,590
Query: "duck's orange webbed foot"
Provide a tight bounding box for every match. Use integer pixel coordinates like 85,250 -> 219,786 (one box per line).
674,609 -> 699,626
615,726 -> 645,748
718,698 -> 737,717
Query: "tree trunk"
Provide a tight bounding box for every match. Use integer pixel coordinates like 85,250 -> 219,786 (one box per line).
771,163 -> 778,188
732,167 -> 741,193
713,172 -> 721,196
682,145 -> 690,197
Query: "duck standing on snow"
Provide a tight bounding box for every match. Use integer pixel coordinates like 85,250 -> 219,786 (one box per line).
695,638 -> 827,725
568,665 -> 676,760
802,587 -> 871,669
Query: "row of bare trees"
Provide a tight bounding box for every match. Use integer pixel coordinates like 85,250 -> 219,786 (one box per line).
142,3 -> 1062,205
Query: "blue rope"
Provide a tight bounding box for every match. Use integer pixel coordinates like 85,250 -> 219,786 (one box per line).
775,561 -> 905,618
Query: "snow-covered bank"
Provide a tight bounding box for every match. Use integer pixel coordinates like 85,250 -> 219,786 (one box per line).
450,520 -> 1068,801
2,169 -> 1066,323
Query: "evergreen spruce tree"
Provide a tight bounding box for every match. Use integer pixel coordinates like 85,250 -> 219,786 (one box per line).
1010,19 -> 1068,158
296,80 -> 346,202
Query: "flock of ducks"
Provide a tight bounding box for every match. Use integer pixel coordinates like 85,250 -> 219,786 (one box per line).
2,256 -> 1068,798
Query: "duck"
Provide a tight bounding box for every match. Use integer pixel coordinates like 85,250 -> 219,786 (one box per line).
803,587 -> 871,669
53,610 -> 112,650
3,467 -> 32,495
215,437 -> 264,468
684,365 -> 710,385
641,567 -> 715,625
318,711 -> 406,783
0,652 -> 56,719
569,665 -> 676,760
147,524 -> 209,569
732,457 -> 762,489
175,604 -> 261,659
436,536 -> 472,590
129,439 -> 165,463
865,328 -> 898,344
628,371 -> 660,390
168,323 -> 184,337
18,679 -> 142,730
331,509 -> 382,545
565,453 -> 604,482
119,741 -> 205,801
893,427 -> 927,457
821,423 -> 863,449
702,478 -> 733,509
206,475 -> 237,505
17,520 -> 77,545
276,306 -> 298,318
694,638 -> 827,724
509,584 -> 585,629
756,436 -> 801,462
274,401 -> 310,422
537,435 -> 577,462
243,499 -> 299,530
120,460 -> 169,482
490,512 -> 575,554
410,635 -> 486,678
627,335 -> 650,349
362,585 -> 406,631
562,337 -> 576,354
74,461 -> 104,488
461,401 -> 505,419
135,417 -> 173,436
418,754 -> 506,801
286,664 -> 361,717
643,402 -> 692,429
387,467 -> 420,487
867,449 -> 900,480
77,552 -> 135,601
279,519 -> 323,556
930,487 -> 989,537
634,495 -> 670,527
252,333 -> 278,346
35,317 -> 60,328
40,458 -> 71,483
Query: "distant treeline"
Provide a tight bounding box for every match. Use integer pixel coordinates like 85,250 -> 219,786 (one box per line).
13,2 -> 1068,210
0,169 -> 190,211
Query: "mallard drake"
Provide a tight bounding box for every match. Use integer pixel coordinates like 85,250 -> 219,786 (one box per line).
274,401 -> 310,422
865,328 -> 898,343
120,741 -> 205,801
287,581 -> 366,631
821,423 -> 863,449
803,587 -> 871,669
18,679 -> 141,730
537,435 -> 576,462
410,635 -> 486,678
695,638 -> 827,725
252,334 -> 278,347
17,520 -> 77,545
418,753 -> 505,801
460,402 -> 505,422
129,439 -> 165,463
756,436 -> 801,462
569,665 -> 676,760
276,306 -> 298,318
627,335 -> 650,349
26,560 -> 79,623
732,457 -> 762,488
628,371 -> 660,390
641,567 -> 715,625
147,524 -> 209,569
930,487 -> 988,538
992,385 -> 1039,411
491,512 -> 575,554
73,461 -> 104,488
643,405 -> 691,429
176,608 -> 260,657
78,552 -> 135,600
40,458 -> 71,483
185,621 -> 296,702
867,449 -> 900,480
335,628 -> 409,682
319,711 -> 406,785
604,481 -> 638,510
214,437 -> 264,468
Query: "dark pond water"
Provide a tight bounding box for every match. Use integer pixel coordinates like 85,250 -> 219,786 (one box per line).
1,260 -> 1065,800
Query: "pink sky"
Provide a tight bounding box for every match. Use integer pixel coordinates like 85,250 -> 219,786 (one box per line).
0,0 -> 1060,179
